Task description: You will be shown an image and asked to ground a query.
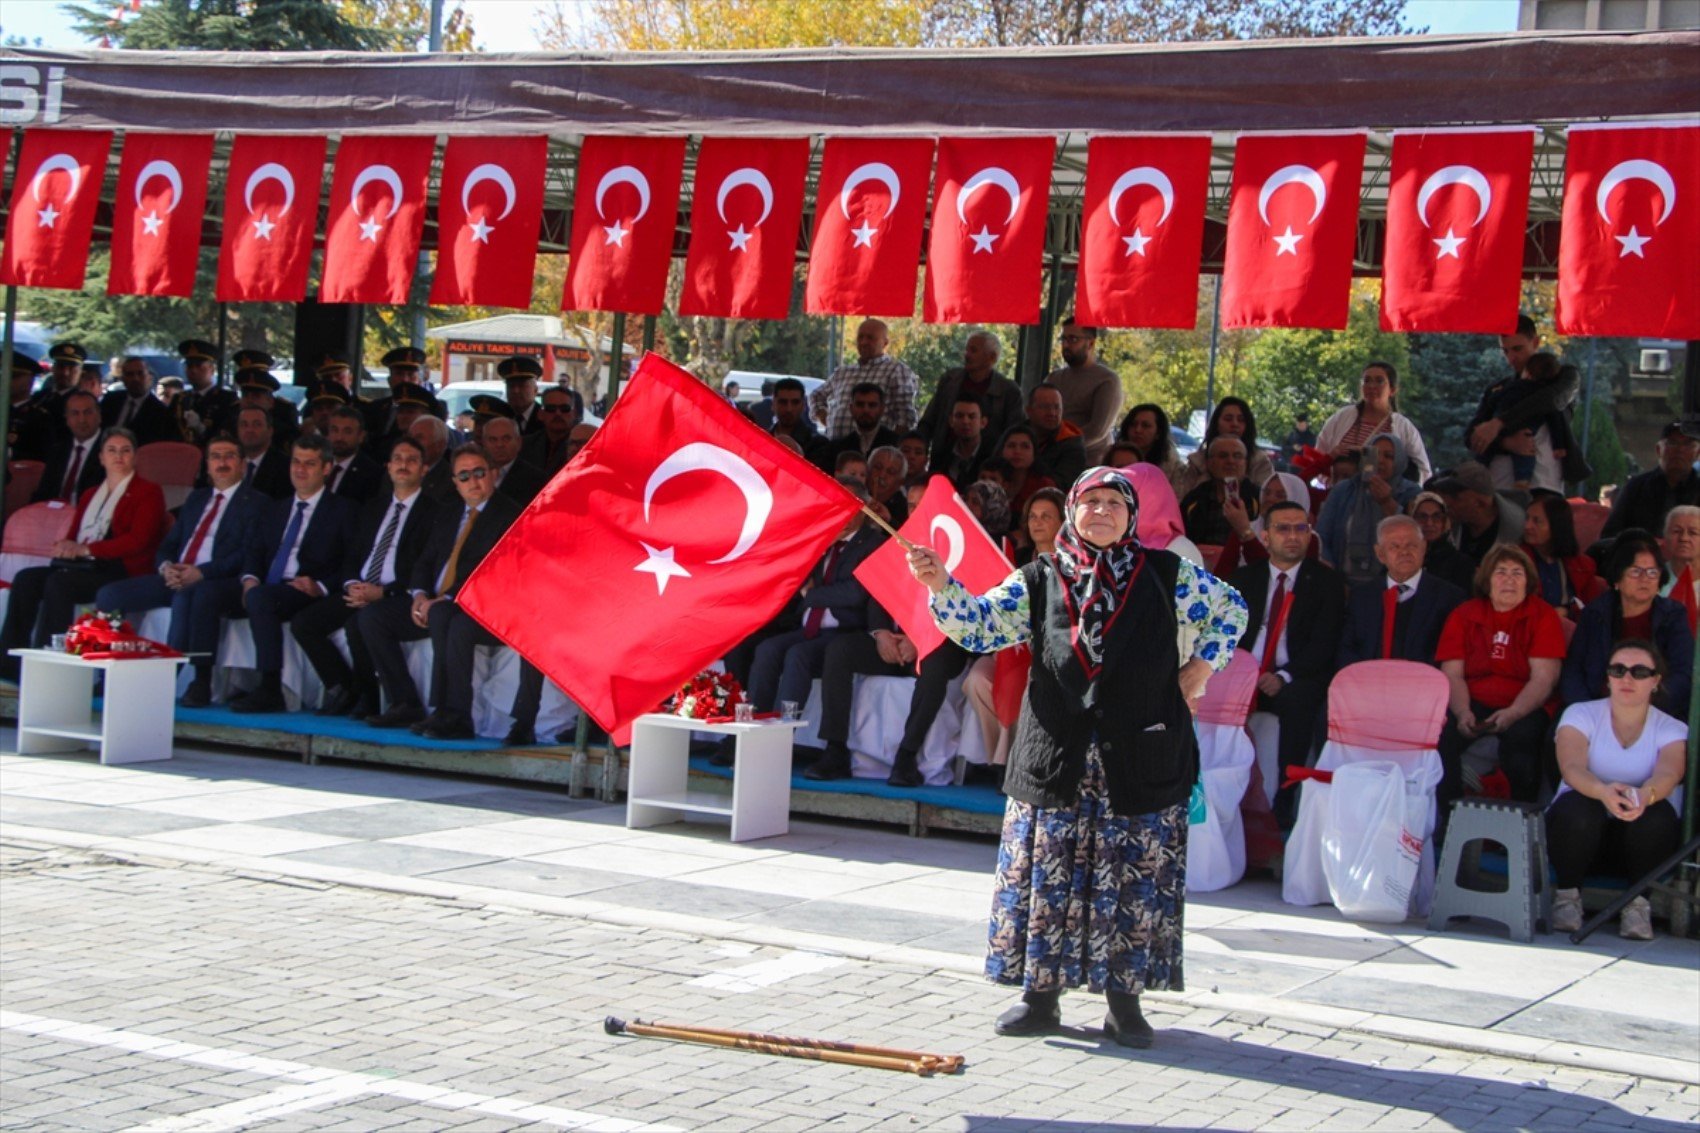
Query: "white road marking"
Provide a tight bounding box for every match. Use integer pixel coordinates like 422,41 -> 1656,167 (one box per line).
688,950 -> 846,992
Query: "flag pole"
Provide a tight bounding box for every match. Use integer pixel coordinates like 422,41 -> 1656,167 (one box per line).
859,504 -> 917,552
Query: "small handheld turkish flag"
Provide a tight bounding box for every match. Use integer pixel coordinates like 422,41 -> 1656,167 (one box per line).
458,352 -> 863,735
1220,133 -> 1366,329
679,136 -> 810,320
565,136 -> 686,316
1380,129 -> 1533,334
320,135 -> 436,305
430,135 -> 549,309
853,476 -> 1014,664
1075,134 -> 1211,329
923,136 -> 1055,325
0,129 -> 113,290
108,133 -> 214,298
1556,123 -> 1699,340
216,135 -> 326,302
805,137 -> 934,317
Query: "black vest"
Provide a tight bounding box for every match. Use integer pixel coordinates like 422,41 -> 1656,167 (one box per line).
1003,549 -> 1197,816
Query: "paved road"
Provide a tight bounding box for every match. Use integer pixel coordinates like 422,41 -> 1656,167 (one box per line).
3,839 -> 1696,1132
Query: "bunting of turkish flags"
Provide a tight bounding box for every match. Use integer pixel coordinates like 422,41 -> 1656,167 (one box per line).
1075,134 -> 1211,329
805,137 -> 935,317
1221,133 -> 1366,329
1556,123 -> 1700,340
320,135 -> 435,305
924,136 -> 1055,325
216,134 -> 326,302
458,352 -> 861,735
565,135 -> 687,315
1381,129 -> 1534,334
107,133 -> 214,298
679,137 -> 811,320
853,475 -> 1014,664
430,135 -> 549,310
0,129 -> 113,289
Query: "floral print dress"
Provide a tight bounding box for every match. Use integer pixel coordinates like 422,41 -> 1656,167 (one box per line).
931,559 -> 1247,995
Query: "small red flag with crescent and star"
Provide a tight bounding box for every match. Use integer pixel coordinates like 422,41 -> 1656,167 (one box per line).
108,132 -> 215,298
1220,132 -> 1365,329
805,137 -> 935,317
1556,122 -> 1700,340
458,352 -> 862,735
923,136 -> 1055,325
0,128 -> 113,290
564,136 -> 687,316
216,134 -> 327,302
430,135 -> 549,310
679,136 -> 810,320
320,135 -> 436,305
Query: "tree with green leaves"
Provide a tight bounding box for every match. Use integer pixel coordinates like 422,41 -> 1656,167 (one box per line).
923,0 -> 1419,47
62,0 -> 391,51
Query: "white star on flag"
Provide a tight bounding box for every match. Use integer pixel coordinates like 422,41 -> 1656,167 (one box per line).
850,221 -> 877,248
358,215 -> 384,242
1432,228 -> 1466,259
468,216 -> 494,244
251,213 -> 276,240
36,203 -> 60,229
1122,227 -> 1151,257
1272,226 -> 1303,256
140,210 -> 164,236
727,224 -> 753,251
634,542 -> 691,595
969,225 -> 999,253
1615,225 -> 1650,258
603,220 -> 628,247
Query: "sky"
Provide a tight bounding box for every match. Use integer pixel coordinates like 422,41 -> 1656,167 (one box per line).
2,0 -> 1520,53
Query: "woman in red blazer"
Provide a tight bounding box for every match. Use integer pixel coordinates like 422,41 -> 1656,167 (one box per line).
0,429 -> 167,668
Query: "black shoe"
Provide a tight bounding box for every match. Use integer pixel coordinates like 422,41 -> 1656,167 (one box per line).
231,687 -> 286,715
803,742 -> 853,781
709,736 -> 737,768
366,703 -> 426,729
504,723 -> 537,746
994,990 -> 1061,1036
1104,991 -> 1154,1049
419,712 -> 476,740
886,748 -> 924,788
317,686 -> 359,717
348,693 -> 379,721
179,679 -> 212,709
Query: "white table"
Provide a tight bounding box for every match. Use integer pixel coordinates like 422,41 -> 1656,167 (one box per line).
626,714 -> 805,842
10,648 -> 188,764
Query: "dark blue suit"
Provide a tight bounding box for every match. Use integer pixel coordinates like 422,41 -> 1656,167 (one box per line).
95,484 -> 268,658
748,524 -> 886,713
242,491 -> 359,673
1338,571 -> 1467,669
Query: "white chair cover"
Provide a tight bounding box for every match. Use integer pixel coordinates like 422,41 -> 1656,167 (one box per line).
793,671 -> 987,787
1188,652 -> 1259,892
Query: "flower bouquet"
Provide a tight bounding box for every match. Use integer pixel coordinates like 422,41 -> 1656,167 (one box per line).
669,669 -> 746,720
63,610 -> 182,660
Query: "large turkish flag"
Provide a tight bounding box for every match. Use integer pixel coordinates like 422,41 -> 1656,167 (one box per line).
1075,134 -> 1211,329
679,137 -> 810,320
1556,123 -> 1700,340
805,137 -> 934,317
458,352 -> 862,734
565,136 -> 686,315
430,135 -> 549,309
320,135 -> 436,305
853,475 -> 1014,664
1220,133 -> 1366,329
107,133 -> 214,298
1381,129 -> 1533,334
216,135 -> 326,302
0,129 -> 113,289
923,136 -> 1055,325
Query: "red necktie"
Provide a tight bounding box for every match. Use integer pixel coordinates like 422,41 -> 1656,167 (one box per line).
802,543 -> 843,639
61,442 -> 85,500
1261,572 -> 1291,675
1380,583 -> 1409,660
182,492 -> 224,566
1676,567 -> 1698,635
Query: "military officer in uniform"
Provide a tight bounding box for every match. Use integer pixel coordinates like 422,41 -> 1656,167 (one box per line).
175,339 -> 238,445
8,350 -> 54,463
29,342 -> 88,446
221,361 -> 300,450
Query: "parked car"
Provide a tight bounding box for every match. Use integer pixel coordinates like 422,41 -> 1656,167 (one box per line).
438,381 -> 602,427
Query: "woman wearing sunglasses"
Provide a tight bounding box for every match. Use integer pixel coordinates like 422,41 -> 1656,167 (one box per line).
1547,640 -> 1688,939
1560,531 -> 1694,716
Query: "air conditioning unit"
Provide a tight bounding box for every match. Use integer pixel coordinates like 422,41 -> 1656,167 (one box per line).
1639,349 -> 1672,374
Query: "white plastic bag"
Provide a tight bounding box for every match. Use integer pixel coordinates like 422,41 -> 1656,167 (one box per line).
1320,761 -> 1425,923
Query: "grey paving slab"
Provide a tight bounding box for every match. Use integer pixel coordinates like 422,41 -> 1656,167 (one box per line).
736,895 -> 980,945
422,788 -> 605,818
0,805 -> 218,837
421,857 -> 654,899
257,799 -> 518,839
1182,951 -> 1336,998
275,841 -> 503,876
1493,1001 -> 1700,1061
1294,972 -> 1529,1029
588,877 -> 805,920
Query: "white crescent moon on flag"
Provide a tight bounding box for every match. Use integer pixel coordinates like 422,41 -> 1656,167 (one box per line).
30,153 -> 83,203
133,160 -> 184,213
461,163 -> 517,220
595,165 -> 652,223
350,164 -> 405,219
1107,166 -> 1174,228
839,162 -> 901,220
956,166 -> 1022,227
1596,159 -> 1676,226
244,163 -> 296,216
930,515 -> 967,573
1415,164 -> 1492,228
642,442 -> 774,564
716,167 -> 775,227
1257,164 -> 1327,226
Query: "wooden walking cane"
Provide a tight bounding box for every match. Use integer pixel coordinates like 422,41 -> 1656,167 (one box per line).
604,1017 -> 966,1077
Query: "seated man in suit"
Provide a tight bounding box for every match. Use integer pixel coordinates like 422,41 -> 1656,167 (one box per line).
94,433 -> 268,707
828,382 -> 902,463
231,434 -> 360,714
411,414 -> 458,504
30,389 -> 105,503
1338,514 -> 1467,668
928,392 -> 995,492
99,356 -> 176,447
473,408 -> 548,507
292,436 -> 442,720
1229,499 -> 1347,828
324,405 -> 383,504
234,404 -> 292,499
519,385 -> 582,476
359,444 -> 523,738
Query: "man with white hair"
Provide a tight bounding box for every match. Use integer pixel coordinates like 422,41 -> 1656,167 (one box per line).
1337,514 -> 1466,668
919,330 -> 1022,468
810,318 -> 919,438
411,414 -> 456,504
1661,504 -> 1700,634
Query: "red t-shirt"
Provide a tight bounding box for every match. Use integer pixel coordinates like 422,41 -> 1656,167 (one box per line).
1435,596 -> 1568,709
